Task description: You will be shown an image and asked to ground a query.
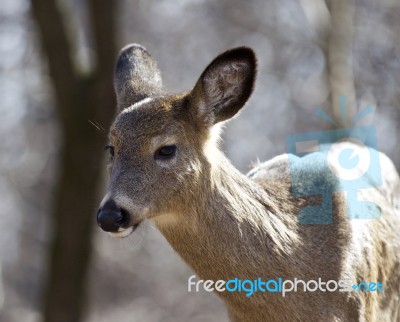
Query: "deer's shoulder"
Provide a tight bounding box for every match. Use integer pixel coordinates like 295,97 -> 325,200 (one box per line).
247,152 -> 338,190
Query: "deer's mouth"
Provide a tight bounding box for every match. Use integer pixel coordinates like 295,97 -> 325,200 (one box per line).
108,222 -> 140,238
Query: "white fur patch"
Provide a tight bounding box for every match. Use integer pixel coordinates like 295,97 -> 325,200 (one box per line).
108,226 -> 134,238
152,213 -> 178,228
121,97 -> 153,114
203,123 -> 223,165
99,192 -> 111,208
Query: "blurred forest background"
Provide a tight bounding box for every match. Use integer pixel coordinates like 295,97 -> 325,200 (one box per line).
1,0 -> 400,321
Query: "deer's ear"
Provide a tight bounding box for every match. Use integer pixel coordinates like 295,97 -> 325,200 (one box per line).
114,44 -> 163,111
190,47 -> 257,126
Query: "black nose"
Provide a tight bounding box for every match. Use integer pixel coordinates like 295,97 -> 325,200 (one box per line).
97,199 -> 128,232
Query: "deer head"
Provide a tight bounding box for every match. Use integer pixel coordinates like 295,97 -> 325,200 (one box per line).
96,44 -> 256,237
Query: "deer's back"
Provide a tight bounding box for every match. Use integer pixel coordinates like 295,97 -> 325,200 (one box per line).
247,142 -> 400,321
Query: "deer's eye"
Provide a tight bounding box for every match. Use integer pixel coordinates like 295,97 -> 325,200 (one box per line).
104,145 -> 115,158
155,145 -> 176,160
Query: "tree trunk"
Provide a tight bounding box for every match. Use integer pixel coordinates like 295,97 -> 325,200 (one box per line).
30,0 -> 117,321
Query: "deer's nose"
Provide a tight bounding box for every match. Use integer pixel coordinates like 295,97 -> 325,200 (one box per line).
97,199 -> 129,232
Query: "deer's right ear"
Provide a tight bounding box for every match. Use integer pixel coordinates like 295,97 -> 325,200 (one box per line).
189,47 -> 257,126
114,44 -> 163,111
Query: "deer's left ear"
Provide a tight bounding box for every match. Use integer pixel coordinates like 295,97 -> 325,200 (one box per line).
190,47 -> 257,126
114,44 -> 163,111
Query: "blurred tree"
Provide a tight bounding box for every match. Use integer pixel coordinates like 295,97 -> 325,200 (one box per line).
30,0 -> 117,321
327,0 -> 357,125
300,0 -> 356,126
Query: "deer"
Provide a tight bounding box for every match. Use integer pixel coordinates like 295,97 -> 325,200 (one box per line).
96,44 -> 400,322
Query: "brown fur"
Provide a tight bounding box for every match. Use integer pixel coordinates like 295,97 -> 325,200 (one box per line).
98,44 -> 400,322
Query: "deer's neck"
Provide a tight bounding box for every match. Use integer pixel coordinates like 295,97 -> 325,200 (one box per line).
155,152 -> 300,281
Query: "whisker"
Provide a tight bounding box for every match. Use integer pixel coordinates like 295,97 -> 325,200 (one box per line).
88,119 -> 107,134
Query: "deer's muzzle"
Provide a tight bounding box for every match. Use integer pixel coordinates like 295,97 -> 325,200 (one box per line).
97,199 -> 130,233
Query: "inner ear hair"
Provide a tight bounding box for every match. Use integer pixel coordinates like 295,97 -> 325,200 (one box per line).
191,47 -> 257,126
